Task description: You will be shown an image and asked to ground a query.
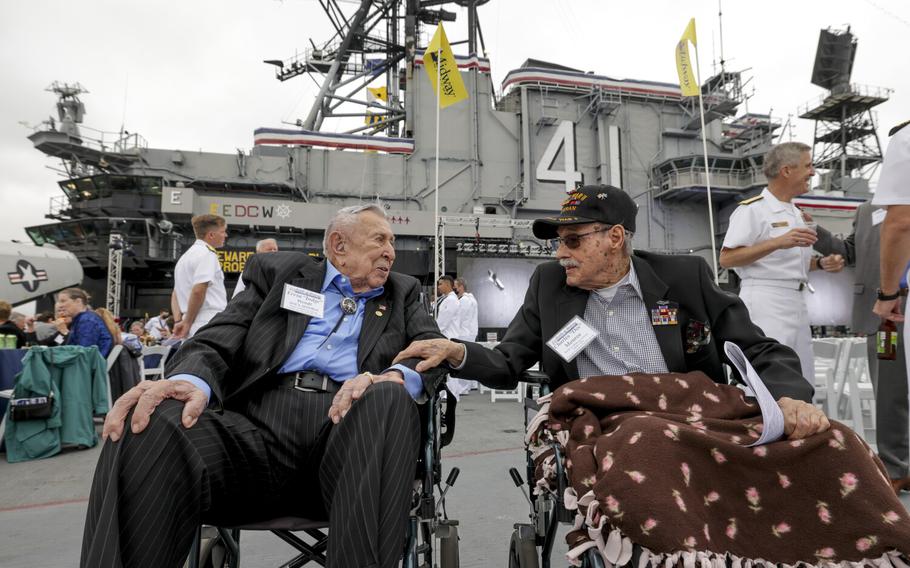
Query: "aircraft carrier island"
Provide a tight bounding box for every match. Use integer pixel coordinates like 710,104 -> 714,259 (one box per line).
20,2 -> 882,328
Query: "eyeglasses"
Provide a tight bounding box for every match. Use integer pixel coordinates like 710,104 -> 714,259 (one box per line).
548,227 -> 611,250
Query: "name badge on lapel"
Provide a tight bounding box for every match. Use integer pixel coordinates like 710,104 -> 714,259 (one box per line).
650,301 -> 678,326
280,283 -> 325,318
546,315 -> 599,363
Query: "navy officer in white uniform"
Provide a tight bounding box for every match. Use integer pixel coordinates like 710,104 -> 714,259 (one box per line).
720,142 -> 845,383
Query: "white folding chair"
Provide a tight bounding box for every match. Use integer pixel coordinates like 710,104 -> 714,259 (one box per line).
811,339 -> 842,416
102,345 -> 125,414
836,339 -> 876,440
0,389 -> 12,451
141,345 -> 172,380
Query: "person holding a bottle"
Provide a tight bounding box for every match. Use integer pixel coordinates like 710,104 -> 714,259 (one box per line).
836,200 -> 909,493
871,120 -> 910,491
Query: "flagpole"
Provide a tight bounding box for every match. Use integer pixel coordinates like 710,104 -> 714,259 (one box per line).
433,45 -> 442,288
693,46 -> 719,285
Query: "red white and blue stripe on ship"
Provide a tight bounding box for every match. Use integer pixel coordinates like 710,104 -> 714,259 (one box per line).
501,66 -> 682,101
253,128 -> 415,154
793,194 -> 865,211
413,53 -> 491,73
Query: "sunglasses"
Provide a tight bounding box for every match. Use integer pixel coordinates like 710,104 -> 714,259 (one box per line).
548,227 -> 611,250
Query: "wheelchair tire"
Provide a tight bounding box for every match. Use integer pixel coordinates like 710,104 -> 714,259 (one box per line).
197,536 -> 228,568
508,526 -> 540,568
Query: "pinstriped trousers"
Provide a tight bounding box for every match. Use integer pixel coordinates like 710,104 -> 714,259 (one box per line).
80,381 -> 420,568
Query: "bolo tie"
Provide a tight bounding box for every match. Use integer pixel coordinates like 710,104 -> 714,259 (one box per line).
318,283 -> 358,348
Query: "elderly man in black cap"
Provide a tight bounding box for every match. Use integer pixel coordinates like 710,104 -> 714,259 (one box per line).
396,184 -> 828,439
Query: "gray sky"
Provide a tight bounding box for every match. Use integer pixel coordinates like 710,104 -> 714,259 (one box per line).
1,0 -> 907,242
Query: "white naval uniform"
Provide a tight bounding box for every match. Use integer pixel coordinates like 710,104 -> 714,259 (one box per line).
871,124 -> 910,380
174,240 -> 227,337
722,188 -> 814,382
436,291 -> 471,398
455,292 -> 480,390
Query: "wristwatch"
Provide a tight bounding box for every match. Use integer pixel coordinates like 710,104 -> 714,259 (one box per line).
877,288 -> 901,301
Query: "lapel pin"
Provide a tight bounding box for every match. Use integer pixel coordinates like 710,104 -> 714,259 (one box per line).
375,310 -> 384,317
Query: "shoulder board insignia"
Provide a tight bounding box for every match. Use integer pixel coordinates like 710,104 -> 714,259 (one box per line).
739,195 -> 764,206
206,245 -> 216,253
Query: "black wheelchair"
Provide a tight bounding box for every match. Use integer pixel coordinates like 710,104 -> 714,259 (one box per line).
506,371 -> 612,568
188,373 -> 461,568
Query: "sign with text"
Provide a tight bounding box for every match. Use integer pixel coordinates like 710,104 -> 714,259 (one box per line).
217,250 -> 255,273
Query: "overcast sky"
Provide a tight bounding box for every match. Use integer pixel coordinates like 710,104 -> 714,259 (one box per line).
1,0 -> 907,242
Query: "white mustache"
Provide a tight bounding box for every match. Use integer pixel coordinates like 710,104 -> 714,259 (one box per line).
559,259 -> 579,268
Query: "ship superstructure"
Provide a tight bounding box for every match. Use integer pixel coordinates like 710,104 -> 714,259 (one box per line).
22,2 -> 881,325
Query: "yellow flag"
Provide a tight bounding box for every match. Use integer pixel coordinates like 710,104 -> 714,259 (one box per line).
675,18 -> 699,97
364,111 -> 386,125
422,23 -> 469,109
367,86 -> 387,105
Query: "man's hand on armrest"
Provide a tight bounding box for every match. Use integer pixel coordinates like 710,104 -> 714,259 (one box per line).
777,397 -> 830,440
393,339 -> 467,372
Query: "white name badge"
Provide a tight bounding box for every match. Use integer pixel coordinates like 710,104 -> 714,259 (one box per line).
280,283 -> 325,318
872,208 -> 887,226
546,315 -> 599,363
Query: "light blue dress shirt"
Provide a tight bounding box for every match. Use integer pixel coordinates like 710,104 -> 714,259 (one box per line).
170,261 -> 423,402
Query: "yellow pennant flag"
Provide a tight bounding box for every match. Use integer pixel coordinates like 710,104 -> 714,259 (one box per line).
422,23 -> 469,109
675,18 -> 699,97
367,86 -> 388,105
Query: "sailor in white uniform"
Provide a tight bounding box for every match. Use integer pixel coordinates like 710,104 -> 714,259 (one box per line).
721,142 -> 845,382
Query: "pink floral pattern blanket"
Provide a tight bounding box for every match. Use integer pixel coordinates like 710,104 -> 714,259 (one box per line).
535,371 -> 910,567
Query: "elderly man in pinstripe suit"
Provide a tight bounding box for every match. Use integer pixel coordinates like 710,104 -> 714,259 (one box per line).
81,204 -> 444,568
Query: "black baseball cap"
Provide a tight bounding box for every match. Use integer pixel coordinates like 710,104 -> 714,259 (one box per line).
532,185 -> 638,240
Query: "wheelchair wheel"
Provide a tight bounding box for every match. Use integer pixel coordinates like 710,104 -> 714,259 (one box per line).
197,535 -> 228,568
508,525 -> 539,568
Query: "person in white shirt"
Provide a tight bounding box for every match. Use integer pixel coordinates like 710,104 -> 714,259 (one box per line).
720,142 -> 845,382
144,309 -> 171,340
454,277 -> 480,391
872,120 -> 910,411
454,277 -> 479,341
436,275 -> 470,398
233,238 -> 279,298
171,214 -> 228,338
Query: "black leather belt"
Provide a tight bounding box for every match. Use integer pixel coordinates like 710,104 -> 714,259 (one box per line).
278,371 -> 341,394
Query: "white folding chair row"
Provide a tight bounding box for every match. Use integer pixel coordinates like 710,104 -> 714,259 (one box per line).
835,339 -> 876,439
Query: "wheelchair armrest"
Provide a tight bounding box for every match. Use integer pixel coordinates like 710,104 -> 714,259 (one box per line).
520,370 -> 550,385
421,367 -> 449,396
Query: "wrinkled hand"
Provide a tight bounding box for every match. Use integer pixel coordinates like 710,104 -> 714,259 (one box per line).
873,298 -> 904,322
102,379 -> 208,442
393,338 -> 466,373
819,254 -> 845,272
171,320 -> 189,339
777,397 -> 830,440
775,228 -> 818,249
327,371 -> 404,424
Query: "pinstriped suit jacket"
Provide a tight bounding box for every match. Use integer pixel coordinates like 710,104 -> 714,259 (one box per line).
165,251 -> 444,408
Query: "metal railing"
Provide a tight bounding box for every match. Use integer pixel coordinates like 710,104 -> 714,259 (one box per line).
798,83 -> 893,116
658,167 -> 767,193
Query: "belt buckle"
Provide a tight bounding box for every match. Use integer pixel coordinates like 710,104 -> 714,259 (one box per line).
293,374 -> 319,393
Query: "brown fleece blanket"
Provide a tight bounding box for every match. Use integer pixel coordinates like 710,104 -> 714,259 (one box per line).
533,371 -> 910,567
